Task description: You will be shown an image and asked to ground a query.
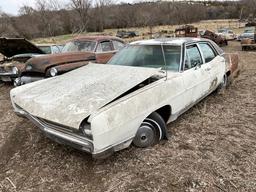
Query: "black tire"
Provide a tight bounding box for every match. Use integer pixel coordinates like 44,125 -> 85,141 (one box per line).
133,112 -> 166,148
215,74 -> 228,93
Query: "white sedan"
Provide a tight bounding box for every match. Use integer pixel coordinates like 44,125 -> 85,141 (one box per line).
10,38 -> 229,159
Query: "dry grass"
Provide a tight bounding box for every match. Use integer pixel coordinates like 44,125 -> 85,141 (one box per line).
32,19 -> 246,44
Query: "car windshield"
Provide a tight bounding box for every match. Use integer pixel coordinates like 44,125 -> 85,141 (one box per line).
108,45 -> 181,71
62,40 -> 96,52
38,46 -> 51,54
218,29 -> 227,33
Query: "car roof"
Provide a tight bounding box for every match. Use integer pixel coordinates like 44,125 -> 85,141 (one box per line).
36,44 -> 57,47
73,35 -> 123,42
130,38 -> 211,46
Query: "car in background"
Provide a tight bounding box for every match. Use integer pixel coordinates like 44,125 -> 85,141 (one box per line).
15,36 -> 125,85
199,30 -> 228,47
0,38 -> 46,83
175,25 -> 198,38
116,31 -> 139,38
237,27 -> 256,41
10,38 -> 237,158
216,28 -> 237,40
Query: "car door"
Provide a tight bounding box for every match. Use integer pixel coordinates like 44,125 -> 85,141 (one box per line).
182,44 -> 209,105
95,40 -> 116,63
198,42 -> 225,94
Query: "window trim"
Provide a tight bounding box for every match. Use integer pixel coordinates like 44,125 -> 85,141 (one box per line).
197,42 -> 218,64
96,40 -> 114,53
182,43 -> 203,71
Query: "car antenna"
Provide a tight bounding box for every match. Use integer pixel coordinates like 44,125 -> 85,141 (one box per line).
160,39 -> 168,80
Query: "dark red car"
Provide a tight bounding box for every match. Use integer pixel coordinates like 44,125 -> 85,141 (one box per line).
15,36 -> 125,86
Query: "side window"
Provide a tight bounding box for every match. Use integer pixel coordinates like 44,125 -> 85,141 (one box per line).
199,43 -> 216,63
185,44 -> 203,70
113,40 -> 125,50
96,41 -> 113,52
52,46 -> 61,53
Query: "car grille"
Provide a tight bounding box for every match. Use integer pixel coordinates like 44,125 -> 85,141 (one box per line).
36,117 -> 79,134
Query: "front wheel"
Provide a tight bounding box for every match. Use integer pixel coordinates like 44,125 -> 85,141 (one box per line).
133,112 -> 166,148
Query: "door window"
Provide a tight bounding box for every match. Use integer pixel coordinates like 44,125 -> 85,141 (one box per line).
199,43 -> 216,63
96,41 -> 113,52
185,44 -> 203,70
113,40 -> 125,50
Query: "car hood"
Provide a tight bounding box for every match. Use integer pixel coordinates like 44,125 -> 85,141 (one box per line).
26,52 -> 96,73
11,64 -> 161,129
0,38 -> 45,58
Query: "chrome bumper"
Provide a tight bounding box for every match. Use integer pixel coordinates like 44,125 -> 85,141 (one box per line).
0,71 -> 18,81
14,76 -> 44,86
16,109 -> 94,154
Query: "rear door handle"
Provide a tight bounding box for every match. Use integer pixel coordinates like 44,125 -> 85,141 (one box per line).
205,67 -> 211,71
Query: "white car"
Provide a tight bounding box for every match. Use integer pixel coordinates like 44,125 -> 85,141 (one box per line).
10,38 -> 228,159
216,29 -> 237,40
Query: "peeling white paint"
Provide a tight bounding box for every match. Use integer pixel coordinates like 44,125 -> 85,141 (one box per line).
10,63 -> 160,129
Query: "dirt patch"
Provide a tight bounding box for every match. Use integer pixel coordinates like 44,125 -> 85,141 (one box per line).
0,41 -> 256,191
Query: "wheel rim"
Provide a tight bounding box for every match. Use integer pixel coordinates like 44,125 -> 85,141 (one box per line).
133,123 -> 155,148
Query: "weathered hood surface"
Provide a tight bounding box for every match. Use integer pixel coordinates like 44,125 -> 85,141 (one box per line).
26,52 -> 96,72
11,64 -> 160,129
0,38 -> 44,58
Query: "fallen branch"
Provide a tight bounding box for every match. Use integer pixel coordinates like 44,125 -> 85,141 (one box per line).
6,177 -> 16,189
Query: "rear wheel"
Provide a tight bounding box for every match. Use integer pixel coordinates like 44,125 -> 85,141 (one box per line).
215,74 -> 228,93
133,112 -> 166,148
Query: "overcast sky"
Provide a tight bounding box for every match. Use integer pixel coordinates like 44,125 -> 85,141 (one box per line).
0,0 -> 236,15
0,0 -> 136,15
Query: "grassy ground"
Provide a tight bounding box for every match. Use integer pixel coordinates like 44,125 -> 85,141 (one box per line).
33,19 -> 246,44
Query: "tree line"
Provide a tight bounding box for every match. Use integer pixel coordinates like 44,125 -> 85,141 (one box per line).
0,0 -> 254,39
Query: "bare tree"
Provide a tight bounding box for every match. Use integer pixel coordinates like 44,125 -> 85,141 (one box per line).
242,0 -> 256,18
70,0 -> 92,32
0,9 -> 10,36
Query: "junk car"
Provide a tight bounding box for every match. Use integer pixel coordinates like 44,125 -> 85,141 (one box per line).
199,30 -> 228,47
15,36 -> 125,86
175,25 -> 198,38
0,38 -> 62,83
216,28 -> 237,40
11,38 -> 236,159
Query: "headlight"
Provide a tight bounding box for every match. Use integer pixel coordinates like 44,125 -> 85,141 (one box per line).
80,121 -> 93,140
26,65 -> 32,71
12,67 -> 18,74
50,67 -> 58,77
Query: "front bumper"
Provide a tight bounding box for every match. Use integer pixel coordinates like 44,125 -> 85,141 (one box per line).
15,108 -> 94,154
14,76 -> 44,86
13,107 -> 133,159
0,71 -> 18,82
